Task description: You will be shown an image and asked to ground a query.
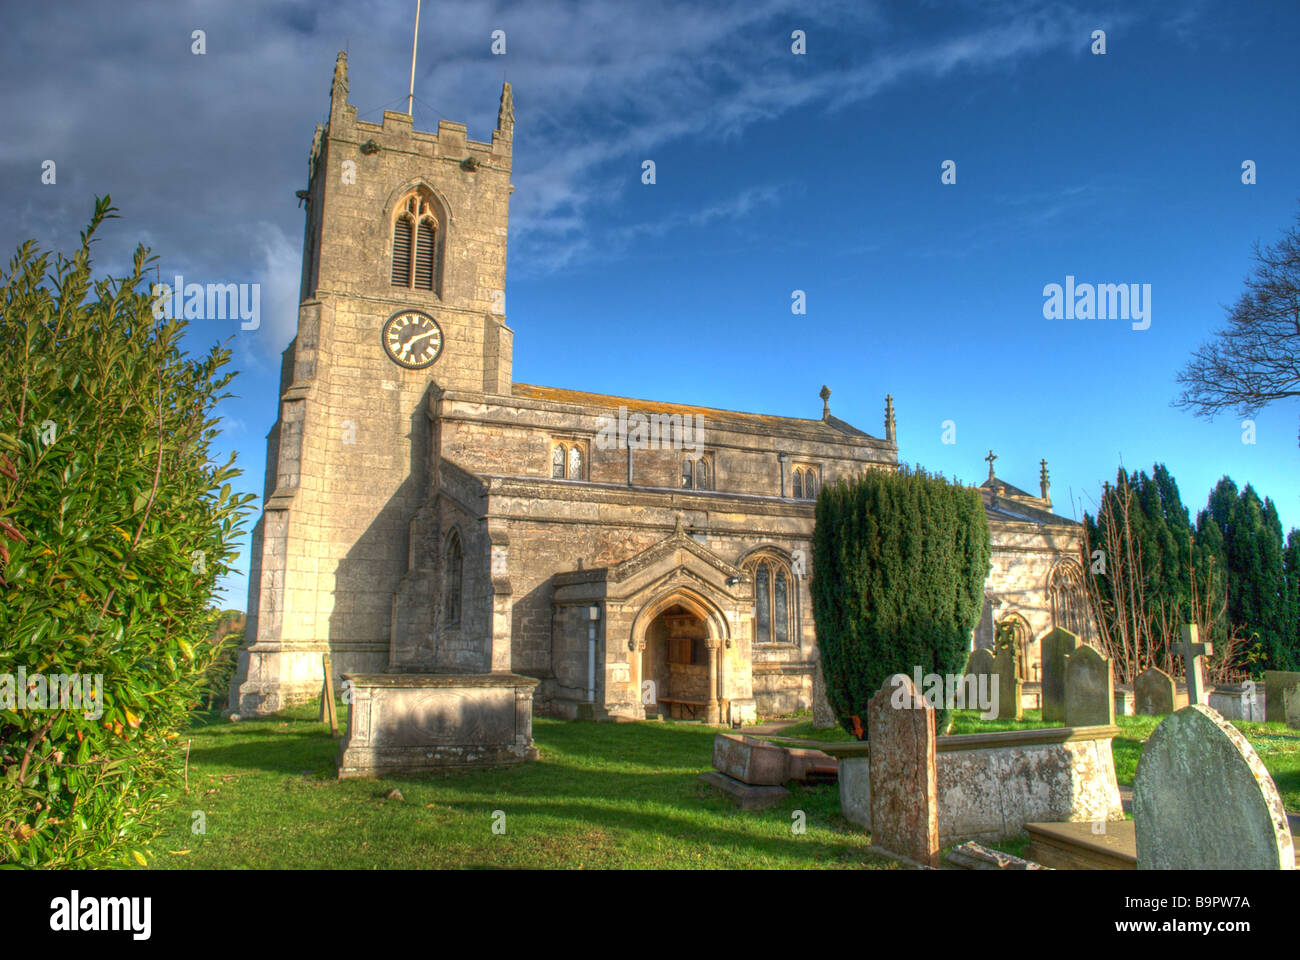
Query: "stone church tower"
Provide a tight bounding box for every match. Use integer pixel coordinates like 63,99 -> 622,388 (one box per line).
231,53 -> 517,713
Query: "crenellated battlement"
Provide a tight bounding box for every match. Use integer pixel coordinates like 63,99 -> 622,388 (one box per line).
319,51 -> 512,179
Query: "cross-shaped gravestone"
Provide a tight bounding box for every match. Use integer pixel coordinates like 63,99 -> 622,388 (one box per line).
1180,624 -> 1214,707
984,449 -> 997,481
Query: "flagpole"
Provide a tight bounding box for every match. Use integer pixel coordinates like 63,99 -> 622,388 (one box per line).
407,0 -> 421,116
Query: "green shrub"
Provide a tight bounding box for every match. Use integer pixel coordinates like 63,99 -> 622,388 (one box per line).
0,197 -> 255,866
811,465 -> 990,737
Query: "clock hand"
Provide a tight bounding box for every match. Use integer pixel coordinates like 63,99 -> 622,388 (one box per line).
406,329 -> 438,346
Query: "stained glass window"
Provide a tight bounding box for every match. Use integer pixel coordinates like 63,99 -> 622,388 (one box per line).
755,562 -> 771,643
774,570 -> 789,643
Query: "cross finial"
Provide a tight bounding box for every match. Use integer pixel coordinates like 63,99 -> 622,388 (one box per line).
819,385 -> 831,419
1039,458 -> 1050,500
884,394 -> 896,443
1180,623 -> 1214,706
985,449 -> 997,481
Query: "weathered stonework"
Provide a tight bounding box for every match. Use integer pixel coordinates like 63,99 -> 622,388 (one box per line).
337,673 -> 539,777
229,53 -> 1093,724
830,724 -> 1125,843
1134,705 -> 1294,870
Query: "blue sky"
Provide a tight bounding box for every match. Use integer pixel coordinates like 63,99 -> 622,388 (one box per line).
1,0 -> 1297,607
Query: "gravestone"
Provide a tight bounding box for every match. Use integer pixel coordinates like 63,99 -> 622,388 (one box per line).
1265,671 -> 1300,724
993,643 -> 1022,721
1133,704 -> 1294,869
868,674 -> 940,867
1040,627 -> 1078,723
1179,624 -> 1213,707
1065,645 -> 1114,727
1134,666 -> 1176,716
1285,687 -> 1300,731
966,648 -> 994,683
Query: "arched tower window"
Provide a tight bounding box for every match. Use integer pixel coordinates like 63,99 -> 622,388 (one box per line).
805,471 -> 817,499
696,459 -> 709,491
568,446 -> 583,480
391,190 -> 441,293
444,530 -> 463,625
792,470 -> 803,500
681,458 -> 694,489
552,445 -> 566,479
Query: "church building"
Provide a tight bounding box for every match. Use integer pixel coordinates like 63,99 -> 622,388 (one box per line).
229,54 -> 1092,723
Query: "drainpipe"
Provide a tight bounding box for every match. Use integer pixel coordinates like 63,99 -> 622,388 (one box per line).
586,604 -> 601,703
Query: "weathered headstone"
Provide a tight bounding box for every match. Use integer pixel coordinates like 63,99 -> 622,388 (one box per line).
1179,624 -> 1213,707
1134,704 -> 1294,869
1285,687 -> 1300,731
966,648 -> 994,683
1065,645 -> 1114,727
1265,671 -> 1300,724
1134,666 -> 1176,716
868,674 -> 940,867
993,643 -> 1022,721
1040,627 -> 1078,723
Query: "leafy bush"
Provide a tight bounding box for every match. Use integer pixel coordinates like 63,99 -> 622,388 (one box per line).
0,198 -> 254,866
811,465 -> 990,737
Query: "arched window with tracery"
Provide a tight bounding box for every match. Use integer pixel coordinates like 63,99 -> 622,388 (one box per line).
1047,557 -> 1094,645
746,554 -> 794,644
552,445 -> 565,479
391,191 -> 441,293
681,458 -> 694,489
792,470 -> 803,500
444,530 -> 463,625
568,446 -> 583,480
696,459 -> 709,491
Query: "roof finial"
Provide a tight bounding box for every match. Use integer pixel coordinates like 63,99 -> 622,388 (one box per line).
985,449 -> 997,482
819,385 -> 831,420
332,50 -> 349,98
1039,458 -> 1051,502
884,394 -> 896,443
497,81 -> 515,135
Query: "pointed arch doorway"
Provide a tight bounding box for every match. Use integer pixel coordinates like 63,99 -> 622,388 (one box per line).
633,592 -> 726,723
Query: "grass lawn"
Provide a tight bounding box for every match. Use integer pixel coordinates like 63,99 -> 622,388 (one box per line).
142,705 -> 899,870
141,703 -> 1300,869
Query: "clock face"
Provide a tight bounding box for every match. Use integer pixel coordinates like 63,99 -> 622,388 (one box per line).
381,310 -> 443,369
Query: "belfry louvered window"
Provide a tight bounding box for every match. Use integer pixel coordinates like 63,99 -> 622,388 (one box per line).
391,193 -> 439,292
391,219 -> 413,286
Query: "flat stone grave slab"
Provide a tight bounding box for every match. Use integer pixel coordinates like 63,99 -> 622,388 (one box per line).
1026,820 -> 1136,870
698,770 -> 790,810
